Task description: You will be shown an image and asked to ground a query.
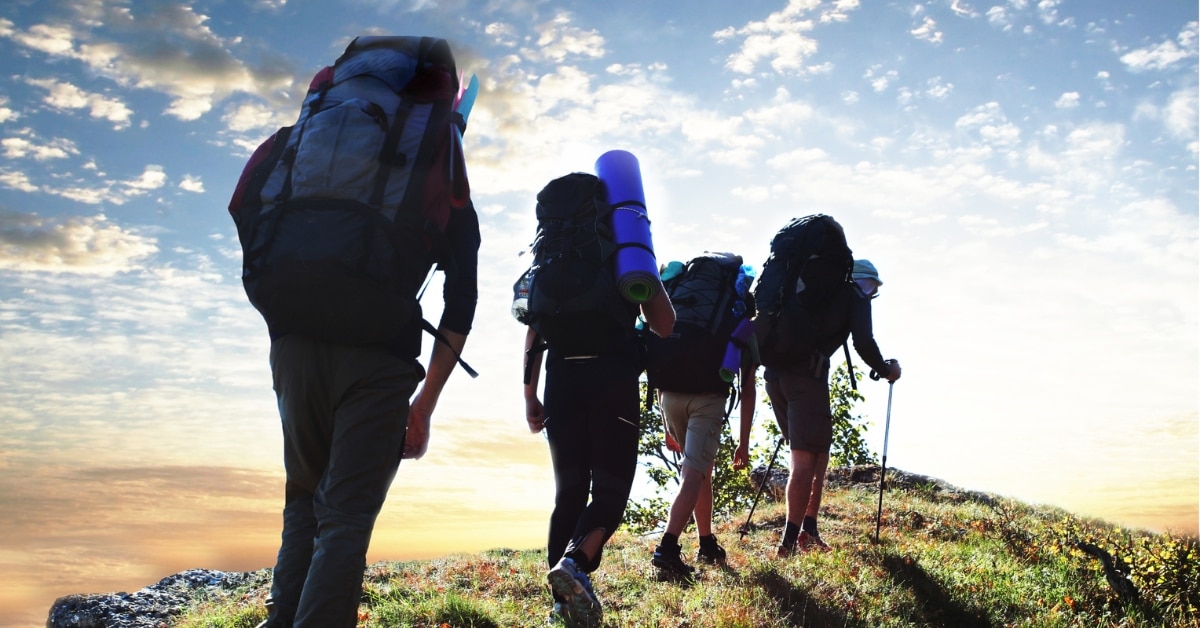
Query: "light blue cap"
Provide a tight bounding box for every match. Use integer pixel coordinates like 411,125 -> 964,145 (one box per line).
852,259 -> 882,285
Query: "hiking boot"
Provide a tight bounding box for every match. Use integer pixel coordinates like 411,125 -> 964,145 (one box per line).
799,530 -> 832,553
696,536 -> 727,563
547,601 -> 568,626
652,543 -> 695,576
547,557 -> 602,628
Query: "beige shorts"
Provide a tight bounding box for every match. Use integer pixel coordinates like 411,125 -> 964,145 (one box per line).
659,391 -> 727,473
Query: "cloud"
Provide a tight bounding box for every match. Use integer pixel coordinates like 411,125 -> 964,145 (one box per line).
23,77 -> 134,129
864,65 -> 899,93
1163,87 -> 1198,148
0,170 -> 38,193
1,130 -> 79,161
0,95 -> 17,123
911,16 -> 943,44
715,0 -> 852,76
1120,22 -> 1199,72
0,210 -> 158,274
1055,91 -> 1080,109
179,175 -> 205,193
528,11 -> 606,63
0,4 -> 299,124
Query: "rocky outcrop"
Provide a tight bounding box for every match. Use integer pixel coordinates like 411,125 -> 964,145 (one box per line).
46,568 -> 270,628
748,464 -> 997,507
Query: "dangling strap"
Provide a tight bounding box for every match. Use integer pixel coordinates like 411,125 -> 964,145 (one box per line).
421,319 -> 478,378
523,332 -> 547,386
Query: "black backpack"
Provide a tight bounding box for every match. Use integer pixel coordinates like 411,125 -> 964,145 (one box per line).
513,173 -> 636,356
229,36 -> 468,347
752,214 -> 853,369
646,252 -> 753,394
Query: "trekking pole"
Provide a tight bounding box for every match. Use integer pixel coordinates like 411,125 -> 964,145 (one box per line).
871,371 -> 895,544
739,436 -> 785,539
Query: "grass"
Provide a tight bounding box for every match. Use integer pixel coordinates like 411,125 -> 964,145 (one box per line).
173,472 -> 1198,627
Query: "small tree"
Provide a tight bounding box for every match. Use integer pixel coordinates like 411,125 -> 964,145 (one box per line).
624,360 -> 876,534
829,362 -> 877,466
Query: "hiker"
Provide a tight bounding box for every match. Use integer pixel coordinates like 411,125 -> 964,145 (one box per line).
517,172 -> 675,627
765,258 -> 900,556
229,37 -> 480,628
644,254 -> 759,575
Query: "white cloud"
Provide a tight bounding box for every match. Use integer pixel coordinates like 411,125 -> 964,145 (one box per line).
1055,92 -> 1080,109
1120,22 -> 1198,72
0,5 -> 297,123
1036,0 -> 1062,26
23,77 -> 133,129
715,0 -> 846,76
0,95 -> 17,123
0,211 -> 158,274
950,0 -> 976,18
0,169 -> 38,193
179,175 -> 205,194
484,22 -> 520,48
529,11 -> 605,63
986,6 -> 1012,30
1,132 -> 79,161
864,66 -> 899,93
6,22 -> 74,55
1163,87 -> 1198,150
911,16 -> 943,44
122,165 -> 168,192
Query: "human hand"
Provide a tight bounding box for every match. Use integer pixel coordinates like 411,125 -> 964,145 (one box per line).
886,359 -> 901,382
665,431 -> 681,453
733,443 -> 749,470
404,399 -> 432,460
525,397 -> 545,433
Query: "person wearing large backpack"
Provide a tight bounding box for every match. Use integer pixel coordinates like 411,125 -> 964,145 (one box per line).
643,253 -> 759,576
230,37 -> 480,628
516,172 -> 674,627
763,256 -> 901,556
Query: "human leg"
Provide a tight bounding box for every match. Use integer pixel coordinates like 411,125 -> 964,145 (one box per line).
800,452 -> 833,551
268,337 -> 419,628
775,371 -> 832,557
543,356 -> 639,625
655,393 -> 723,573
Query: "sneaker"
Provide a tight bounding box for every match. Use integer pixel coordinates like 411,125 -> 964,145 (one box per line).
696,536 -> 726,563
775,542 -> 794,558
547,557 -> 602,628
799,530 -> 832,553
652,543 -> 695,576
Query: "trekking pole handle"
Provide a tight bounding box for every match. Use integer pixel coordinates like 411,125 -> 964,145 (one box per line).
869,359 -> 898,381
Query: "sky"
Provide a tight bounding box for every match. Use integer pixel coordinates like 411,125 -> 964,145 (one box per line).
0,0 -> 1196,625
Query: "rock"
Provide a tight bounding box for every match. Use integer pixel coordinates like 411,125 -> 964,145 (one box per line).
46,568 -> 270,628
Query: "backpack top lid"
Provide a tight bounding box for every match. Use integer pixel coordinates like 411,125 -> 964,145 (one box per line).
535,173 -> 605,222
522,172 -> 636,355
753,213 -> 852,315
666,251 -> 747,334
330,36 -> 458,94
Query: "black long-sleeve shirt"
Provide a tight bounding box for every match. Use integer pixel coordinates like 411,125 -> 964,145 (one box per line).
392,202 -> 480,359
815,282 -> 890,376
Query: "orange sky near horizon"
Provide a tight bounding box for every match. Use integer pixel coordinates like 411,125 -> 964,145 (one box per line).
2,450 -> 1195,628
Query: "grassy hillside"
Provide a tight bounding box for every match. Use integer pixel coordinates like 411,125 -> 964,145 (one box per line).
175,470 -> 1198,627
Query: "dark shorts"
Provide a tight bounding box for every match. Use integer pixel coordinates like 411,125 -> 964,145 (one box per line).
765,370 -> 831,454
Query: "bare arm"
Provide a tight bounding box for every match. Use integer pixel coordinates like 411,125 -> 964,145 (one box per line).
734,361 -> 756,470
640,284 -> 676,338
404,328 -> 467,460
523,327 -> 546,433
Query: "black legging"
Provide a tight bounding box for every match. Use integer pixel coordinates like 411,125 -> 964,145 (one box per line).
543,353 -> 641,573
